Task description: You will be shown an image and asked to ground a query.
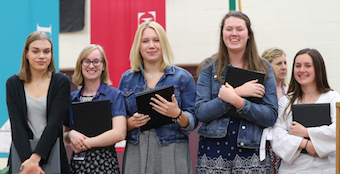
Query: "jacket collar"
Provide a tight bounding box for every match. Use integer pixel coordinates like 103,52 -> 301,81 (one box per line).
71,83 -> 109,101
137,65 -> 175,76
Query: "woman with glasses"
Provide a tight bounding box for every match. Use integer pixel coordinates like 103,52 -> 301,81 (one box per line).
63,44 -> 127,174
6,31 -> 70,173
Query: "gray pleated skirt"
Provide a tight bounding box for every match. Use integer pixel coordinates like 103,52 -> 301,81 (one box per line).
122,129 -> 193,174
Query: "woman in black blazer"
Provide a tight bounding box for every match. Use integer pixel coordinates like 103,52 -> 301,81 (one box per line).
6,31 -> 70,174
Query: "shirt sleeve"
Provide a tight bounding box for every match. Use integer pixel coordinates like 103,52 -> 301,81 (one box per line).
308,91 -> 340,158
111,89 -> 127,117
272,96 -> 302,164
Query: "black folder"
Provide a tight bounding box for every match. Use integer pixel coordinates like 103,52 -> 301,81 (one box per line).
11,138 -> 61,174
292,103 -> 331,127
292,103 -> 331,154
224,66 -> 265,120
72,100 -> 112,137
135,85 -> 174,131
225,65 -> 265,104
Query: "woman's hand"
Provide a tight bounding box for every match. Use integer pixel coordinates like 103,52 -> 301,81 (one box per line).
127,112 -> 150,131
20,163 -> 45,174
69,142 -> 88,154
234,79 -> 265,98
68,130 -> 90,151
218,83 -> 245,109
150,94 -> 181,119
305,140 -> 319,157
20,153 -> 41,172
289,121 -> 309,138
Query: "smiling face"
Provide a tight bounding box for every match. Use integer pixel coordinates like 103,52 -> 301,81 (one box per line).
26,39 -> 52,72
81,49 -> 104,82
294,53 -> 316,88
270,54 -> 287,82
222,16 -> 249,53
139,28 -> 163,64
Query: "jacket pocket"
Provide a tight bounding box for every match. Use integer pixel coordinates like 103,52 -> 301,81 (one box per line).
121,87 -> 137,116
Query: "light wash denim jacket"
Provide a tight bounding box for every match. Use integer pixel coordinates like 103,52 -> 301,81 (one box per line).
195,58 -> 278,149
119,65 -> 198,145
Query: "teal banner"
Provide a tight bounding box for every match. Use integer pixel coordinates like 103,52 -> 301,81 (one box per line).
0,0 -> 59,158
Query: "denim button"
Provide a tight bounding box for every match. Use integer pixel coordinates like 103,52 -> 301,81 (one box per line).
240,142 -> 244,146
214,75 -> 217,78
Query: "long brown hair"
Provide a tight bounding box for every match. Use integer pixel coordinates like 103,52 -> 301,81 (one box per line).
197,11 -> 268,82
283,48 -> 331,120
17,31 -> 56,82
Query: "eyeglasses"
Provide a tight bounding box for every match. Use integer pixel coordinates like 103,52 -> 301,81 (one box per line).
81,59 -> 102,67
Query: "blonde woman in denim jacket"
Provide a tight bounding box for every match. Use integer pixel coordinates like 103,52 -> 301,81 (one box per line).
195,11 -> 278,173
119,21 -> 198,174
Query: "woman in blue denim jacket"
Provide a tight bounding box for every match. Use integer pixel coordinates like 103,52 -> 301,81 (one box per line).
119,21 -> 198,174
63,45 -> 127,174
195,11 -> 278,173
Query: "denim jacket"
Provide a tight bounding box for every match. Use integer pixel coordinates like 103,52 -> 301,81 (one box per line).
64,83 -> 127,129
118,65 -> 198,146
195,58 -> 278,149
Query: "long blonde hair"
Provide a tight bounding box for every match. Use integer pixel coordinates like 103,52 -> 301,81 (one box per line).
129,21 -> 174,72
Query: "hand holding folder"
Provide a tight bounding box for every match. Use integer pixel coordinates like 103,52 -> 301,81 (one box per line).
224,66 -> 265,120
225,65 -> 265,104
135,85 -> 174,131
292,103 -> 331,154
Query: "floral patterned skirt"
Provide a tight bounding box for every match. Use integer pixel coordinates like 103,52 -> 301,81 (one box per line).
196,118 -> 273,174
70,147 -> 120,174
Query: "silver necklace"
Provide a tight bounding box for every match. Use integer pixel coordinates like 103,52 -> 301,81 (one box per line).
144,69 -> 159,79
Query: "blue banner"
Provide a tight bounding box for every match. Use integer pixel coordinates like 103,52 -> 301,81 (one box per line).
0,0 -> 59,158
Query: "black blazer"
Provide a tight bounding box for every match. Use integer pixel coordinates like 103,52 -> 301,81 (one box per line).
6,72 -> 70,174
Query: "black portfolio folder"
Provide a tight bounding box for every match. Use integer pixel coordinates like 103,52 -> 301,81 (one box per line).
225,65 -> 265,104
72,100 -> 112,137
292,103 -> 331,154
292,103 -> 331,127
224,66 -> 265,120
11,138 -> 61,174
135,85 -> 174,131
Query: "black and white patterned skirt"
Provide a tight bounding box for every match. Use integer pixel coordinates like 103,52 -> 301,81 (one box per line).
70,147 -> 120,174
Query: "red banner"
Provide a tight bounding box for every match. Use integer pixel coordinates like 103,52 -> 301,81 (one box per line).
91,0 -> 166,87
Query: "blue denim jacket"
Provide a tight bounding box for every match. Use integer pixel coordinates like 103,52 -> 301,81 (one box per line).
118,65 -> 198,145
195,58 -> 278,149
64,83 -> 127,129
